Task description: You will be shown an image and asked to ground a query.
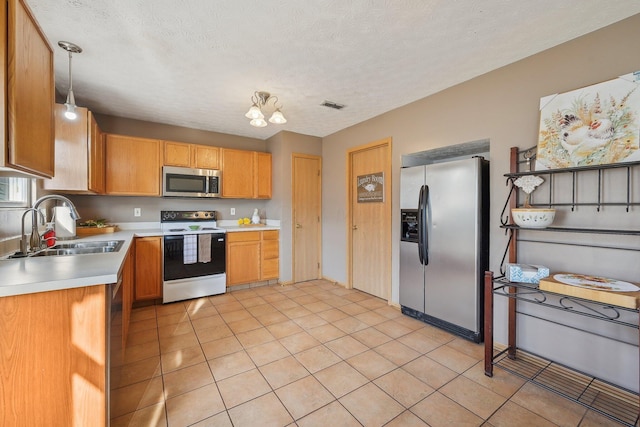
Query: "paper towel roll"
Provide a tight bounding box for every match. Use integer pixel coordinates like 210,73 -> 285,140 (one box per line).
53,206 -> 76,239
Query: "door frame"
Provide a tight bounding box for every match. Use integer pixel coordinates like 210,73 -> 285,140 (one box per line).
346,137 -> 392,301
291,152 -> 322,283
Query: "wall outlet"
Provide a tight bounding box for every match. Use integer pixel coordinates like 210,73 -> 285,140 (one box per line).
230,208 -> 235,215
134,208 -> 141,217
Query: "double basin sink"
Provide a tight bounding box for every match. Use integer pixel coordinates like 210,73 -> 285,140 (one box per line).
29,240 -> 125,257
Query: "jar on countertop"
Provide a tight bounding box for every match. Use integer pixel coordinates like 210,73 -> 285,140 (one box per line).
251,209 -> 260,224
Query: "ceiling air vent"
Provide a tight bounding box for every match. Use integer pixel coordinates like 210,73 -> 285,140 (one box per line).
321,100 -> 346,110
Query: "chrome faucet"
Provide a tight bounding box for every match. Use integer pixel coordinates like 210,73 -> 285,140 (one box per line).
28,195 -> 81,252
20,208 -> 45,254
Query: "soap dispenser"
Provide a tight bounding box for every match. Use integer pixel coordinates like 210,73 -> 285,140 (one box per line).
251,209 -> 260,225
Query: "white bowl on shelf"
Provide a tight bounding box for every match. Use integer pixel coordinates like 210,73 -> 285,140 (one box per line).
511,208 -> 555,228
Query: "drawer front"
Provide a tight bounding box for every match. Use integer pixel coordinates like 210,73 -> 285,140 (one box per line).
262,240 -> 279,260
262,230 -> 279,240
262,258 -> 279,280
227,231 -> 260,242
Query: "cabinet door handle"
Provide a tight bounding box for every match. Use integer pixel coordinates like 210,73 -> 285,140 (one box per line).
352,225 -> 358,230
295,223 -> 302,229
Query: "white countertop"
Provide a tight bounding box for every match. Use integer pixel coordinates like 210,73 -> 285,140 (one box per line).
216,219 -> 280,232
0,230 -> 138,298
216,225 -> 280,232
0,221 -> 280,298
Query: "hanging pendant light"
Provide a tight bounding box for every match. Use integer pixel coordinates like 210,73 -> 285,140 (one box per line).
268,108 -> 287,124
245,91 -> 287,128
58,41 -> 82,120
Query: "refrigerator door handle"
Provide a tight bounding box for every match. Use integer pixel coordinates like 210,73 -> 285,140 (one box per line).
418,184 -> 429,266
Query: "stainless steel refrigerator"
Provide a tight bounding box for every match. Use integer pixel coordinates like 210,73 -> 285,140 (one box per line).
400,156 -> 489,342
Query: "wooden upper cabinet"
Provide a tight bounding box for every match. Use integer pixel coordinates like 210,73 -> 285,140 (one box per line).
164,141 -> 219,169
221,148 -> 272,199
2,0 -> 55,178
43,105 -> 105,193
193,144 -> 219,169
221,148 -> 255,198
255,152 -> 272,199
105,134 -> 162,196
164,141 -> 191,167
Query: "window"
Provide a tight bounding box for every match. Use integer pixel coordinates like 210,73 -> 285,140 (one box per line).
0,176 -> 31,207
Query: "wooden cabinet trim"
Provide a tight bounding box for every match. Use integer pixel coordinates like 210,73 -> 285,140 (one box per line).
227,231 -> 261,242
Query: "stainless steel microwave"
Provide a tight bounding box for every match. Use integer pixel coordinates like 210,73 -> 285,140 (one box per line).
162,166 -> 221,198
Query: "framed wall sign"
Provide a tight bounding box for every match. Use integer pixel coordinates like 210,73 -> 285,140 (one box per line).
357,172 -> 384,203
535,71 -> 640,170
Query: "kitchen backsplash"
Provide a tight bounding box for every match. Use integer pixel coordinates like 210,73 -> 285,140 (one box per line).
59,195 -> 272,224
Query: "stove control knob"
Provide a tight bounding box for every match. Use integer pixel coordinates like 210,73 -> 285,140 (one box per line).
194,213 -> 199,217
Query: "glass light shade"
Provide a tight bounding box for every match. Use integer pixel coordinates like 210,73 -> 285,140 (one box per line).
250,118 -> 268,127
268,109 -> 287,124
63,88 -> 78,120
245,104 -> 264,120
64,102 -> 77,120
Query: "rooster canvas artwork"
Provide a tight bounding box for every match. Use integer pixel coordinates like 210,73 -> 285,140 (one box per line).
535,72 -> 640,170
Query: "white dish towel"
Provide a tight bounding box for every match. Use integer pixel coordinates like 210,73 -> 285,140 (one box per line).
183,235 -> 197,264
198,234 -> 211,263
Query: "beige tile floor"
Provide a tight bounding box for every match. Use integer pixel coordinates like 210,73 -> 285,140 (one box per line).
110,280 -> 630,427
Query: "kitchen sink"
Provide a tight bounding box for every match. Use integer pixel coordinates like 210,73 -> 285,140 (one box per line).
52,240 -> 124,250
30,240 -> 125,257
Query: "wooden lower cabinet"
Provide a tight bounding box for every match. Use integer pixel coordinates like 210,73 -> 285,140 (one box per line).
261,230 -> 279,279
226,230 -> 279,286
134,236 -> 162,301
0,285 -> 109,426
226,231 -> 261,286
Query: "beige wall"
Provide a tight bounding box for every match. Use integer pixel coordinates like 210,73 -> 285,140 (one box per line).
321,14 -> 640,391
267,131 -> 322,283
95,114 -> 267,151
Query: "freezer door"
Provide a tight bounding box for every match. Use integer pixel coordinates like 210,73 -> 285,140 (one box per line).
399,166 -> 426,312
399,240 -> 425,312
400,166 -> 424,209
423,158 -> 483,333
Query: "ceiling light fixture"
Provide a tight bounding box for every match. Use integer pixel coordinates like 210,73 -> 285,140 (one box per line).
58,41 -> 82,120
244,91 -> 287,128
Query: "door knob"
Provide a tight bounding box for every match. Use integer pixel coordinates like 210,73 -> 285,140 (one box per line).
296,223 -> 302,228
352,225 -> 358,230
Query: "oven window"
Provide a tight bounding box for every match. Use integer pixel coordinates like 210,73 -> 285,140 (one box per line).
166,174 -> 207,193
164,233 -> 226,281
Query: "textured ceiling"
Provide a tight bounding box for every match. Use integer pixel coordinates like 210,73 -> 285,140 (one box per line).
26,1 -> 640,140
